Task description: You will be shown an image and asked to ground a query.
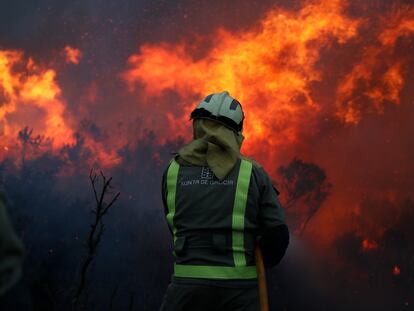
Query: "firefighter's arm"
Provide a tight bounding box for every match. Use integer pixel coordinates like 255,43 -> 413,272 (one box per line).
257,167 -> 289,268
161,167 -> 174,236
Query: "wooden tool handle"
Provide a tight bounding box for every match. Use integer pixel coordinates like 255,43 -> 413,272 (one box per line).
255,245 -> 269,311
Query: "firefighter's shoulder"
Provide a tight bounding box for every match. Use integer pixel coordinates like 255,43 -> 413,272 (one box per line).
240,154 -> 262,169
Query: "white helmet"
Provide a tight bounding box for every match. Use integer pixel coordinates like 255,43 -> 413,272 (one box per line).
190,91 -> 245,133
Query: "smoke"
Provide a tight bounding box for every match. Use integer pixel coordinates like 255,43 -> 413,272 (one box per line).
0,0 -> 413,310
2,131 -> 182,310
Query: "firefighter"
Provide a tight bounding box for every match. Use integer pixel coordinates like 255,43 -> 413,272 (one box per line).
160,91 -> 289,311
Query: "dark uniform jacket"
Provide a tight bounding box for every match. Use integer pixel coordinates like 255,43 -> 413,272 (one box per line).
161,156 -> 289,286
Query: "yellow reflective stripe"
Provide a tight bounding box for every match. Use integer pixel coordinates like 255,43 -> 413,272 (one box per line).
166,160 -> 180,244
232,159 -> 253,267
174,264 -> 257,279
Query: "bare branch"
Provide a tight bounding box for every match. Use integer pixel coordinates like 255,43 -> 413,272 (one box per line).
102,192 -> 121,216
89,169 -> 99,205
72,169 -> 120,310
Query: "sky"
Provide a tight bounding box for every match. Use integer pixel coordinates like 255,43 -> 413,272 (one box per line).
0,1 -> 414,309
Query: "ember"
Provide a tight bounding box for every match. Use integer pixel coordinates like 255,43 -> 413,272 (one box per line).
393,265 -> 401,276
63,46 -> 83,65
361,239 -> 378,251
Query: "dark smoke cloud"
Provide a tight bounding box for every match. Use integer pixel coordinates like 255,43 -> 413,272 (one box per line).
2,131 -> 182,310
4,127 -> 412,310
1,1 -> 414,310
0,0 -> 282,72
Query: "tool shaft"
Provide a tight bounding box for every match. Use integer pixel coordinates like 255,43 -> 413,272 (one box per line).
255,245 -> 269,311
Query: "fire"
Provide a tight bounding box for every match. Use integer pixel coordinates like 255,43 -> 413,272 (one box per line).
123,0 -> 361,155
0,0 -> 412,243
361,239 -> 378,251
120,0 -> 414,244
0,50 -> 75,156
0,49 -> 122,168
336,7 -> 414,124
63,46 -> 82,65
393,265 -> 401,276
122,0 -> 414,173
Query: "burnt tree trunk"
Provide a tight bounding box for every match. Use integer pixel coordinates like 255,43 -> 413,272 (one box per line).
72,169 -> 120,311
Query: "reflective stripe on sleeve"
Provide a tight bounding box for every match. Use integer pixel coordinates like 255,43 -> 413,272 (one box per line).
166,160 -> 180,244
232,159 -> 253,267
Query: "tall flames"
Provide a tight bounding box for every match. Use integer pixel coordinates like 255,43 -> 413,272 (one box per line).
121,0 -> 414,243
0,50 -> 75,157
122,0 -> 414,174
0,49 -> 120,167
336,6 -> 414,124
123,0 -> 362,162
0,0 -> 413,242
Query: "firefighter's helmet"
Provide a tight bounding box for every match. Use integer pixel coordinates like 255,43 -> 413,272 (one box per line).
190,91 -> 244,133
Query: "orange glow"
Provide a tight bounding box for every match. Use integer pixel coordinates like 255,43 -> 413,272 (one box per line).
0,0 -> 412,265
0,1 -> 412,245
120,0 -> 414,244
393,265 -> 401,276
336,7 -> 414,124
0,50 -> 75,153
122,0 -> 413,173
0,49 -> 121,168
63,46 -> 82,64
361,239 -> 378,251
123,0 -> 362,166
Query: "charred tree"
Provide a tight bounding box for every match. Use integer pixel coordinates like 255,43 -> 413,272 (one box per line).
72,169 -> 120,310
17,126 -> 43,167
277,158 -> 332,235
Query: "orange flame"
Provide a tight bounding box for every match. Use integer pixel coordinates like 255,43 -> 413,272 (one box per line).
122,0 -> 413,172
393,265 -> 401,276
0,50 -> 75,154
361,239 -> 378,251
63,46 -> 82,65
121,0 -> 414,244
0,50 -> 120,167
336,7 -> 414,124
123,1 -> 361,160
0,0 -> 411,247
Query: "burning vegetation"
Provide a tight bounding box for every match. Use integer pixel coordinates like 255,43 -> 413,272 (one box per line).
0,0 -> 413,310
